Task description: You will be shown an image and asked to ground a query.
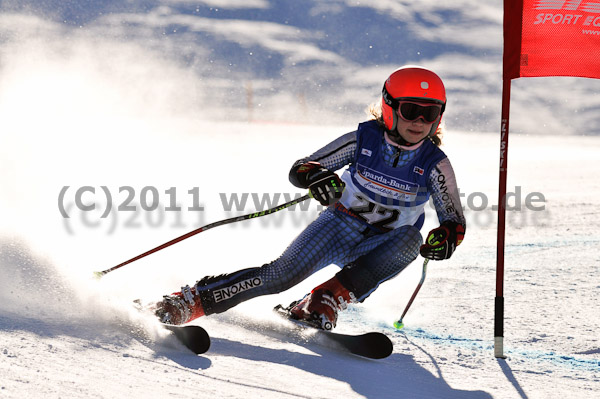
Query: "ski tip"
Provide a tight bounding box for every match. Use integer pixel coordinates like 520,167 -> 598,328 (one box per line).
370,332 -> 394,359
351,332 -> 393,359
163,324 -> 211,355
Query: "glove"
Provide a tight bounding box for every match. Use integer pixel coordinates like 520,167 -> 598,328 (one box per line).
420,221 -> 465,260
293,161 -> 344,206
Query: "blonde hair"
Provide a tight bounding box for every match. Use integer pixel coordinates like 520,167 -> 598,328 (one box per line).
367,103 -> 445,147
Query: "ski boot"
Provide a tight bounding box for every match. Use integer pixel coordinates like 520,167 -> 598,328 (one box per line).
155,285 -> 205,325
289,276 -> 356,330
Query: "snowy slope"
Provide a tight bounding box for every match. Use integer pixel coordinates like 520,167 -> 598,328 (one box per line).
1,1 -> 600,398
0,122 -> 599,399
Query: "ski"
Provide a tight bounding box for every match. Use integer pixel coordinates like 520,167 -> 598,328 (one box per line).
273,304 -> 393,359
133,299 -> 210,354
162,324 -> 211,355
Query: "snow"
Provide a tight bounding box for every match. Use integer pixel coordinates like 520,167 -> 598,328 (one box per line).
1,2 -> 600,398
1,118 -> 599,399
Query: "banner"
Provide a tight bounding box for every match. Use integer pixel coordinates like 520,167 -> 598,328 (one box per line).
504,0 -> 600,79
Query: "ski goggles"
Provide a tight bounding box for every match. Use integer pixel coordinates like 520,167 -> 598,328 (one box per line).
396,101 -> 443,123
382,85 -> 444,123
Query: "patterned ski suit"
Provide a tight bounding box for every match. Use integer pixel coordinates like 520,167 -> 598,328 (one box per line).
194,120 -> 465,315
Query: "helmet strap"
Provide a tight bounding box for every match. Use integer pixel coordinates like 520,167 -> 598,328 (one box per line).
385,128 -> 428,148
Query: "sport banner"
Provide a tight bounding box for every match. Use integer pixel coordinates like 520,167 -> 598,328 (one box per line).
504,0 -> 600,79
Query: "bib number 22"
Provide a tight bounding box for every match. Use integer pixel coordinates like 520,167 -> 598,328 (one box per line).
349,194 -> 400,231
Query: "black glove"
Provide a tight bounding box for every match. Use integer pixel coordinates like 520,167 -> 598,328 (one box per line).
292,162 -> 344,206
420,221 -> 465,260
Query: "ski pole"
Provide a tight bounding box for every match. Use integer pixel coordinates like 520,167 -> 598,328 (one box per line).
394,258 -> 429,330
94,193 -> 312,279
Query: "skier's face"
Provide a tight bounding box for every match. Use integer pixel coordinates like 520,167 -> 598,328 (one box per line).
394,112 -> 433,145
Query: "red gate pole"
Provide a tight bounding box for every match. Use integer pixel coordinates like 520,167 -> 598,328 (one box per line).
495,77 -> 512,359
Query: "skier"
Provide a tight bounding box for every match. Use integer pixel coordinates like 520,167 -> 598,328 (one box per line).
154,65 -> 466,330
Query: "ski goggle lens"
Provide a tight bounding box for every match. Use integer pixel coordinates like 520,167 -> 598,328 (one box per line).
397,101 -> 442,123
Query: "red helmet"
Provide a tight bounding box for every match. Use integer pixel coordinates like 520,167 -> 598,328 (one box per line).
381,66 -> 446,135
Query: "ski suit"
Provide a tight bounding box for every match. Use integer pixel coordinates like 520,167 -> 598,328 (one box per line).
194,120 -> 465,315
